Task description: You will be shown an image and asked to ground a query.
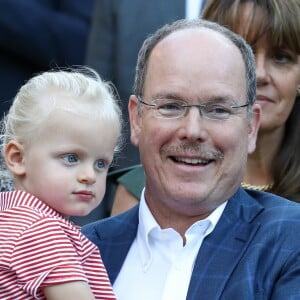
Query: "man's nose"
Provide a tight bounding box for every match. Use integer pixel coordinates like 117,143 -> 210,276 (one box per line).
178,107 -> 209,141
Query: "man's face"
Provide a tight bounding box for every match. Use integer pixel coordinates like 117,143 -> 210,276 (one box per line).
129,28 -> 260,221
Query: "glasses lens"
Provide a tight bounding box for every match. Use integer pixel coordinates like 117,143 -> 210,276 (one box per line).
204,104 -> 233,120
146,98 -> 248,120
155,99 -> 185,118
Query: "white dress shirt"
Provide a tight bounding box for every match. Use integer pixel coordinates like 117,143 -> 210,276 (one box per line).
113,189 -> 227,300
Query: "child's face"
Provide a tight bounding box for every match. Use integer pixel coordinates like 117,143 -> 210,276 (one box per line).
19,109 -> 119,217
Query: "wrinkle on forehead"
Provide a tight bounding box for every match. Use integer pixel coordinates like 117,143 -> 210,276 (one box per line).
144,27 -> 247,101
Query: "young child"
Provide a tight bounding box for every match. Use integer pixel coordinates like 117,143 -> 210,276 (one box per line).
0,68 -> 122,299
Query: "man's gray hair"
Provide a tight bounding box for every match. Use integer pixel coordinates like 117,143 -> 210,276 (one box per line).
133,19 -> 256,107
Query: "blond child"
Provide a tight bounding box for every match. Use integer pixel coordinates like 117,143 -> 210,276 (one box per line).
0,68 -> 121,299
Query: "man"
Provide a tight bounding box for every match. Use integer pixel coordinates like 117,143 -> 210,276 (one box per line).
83,19 -> 300,299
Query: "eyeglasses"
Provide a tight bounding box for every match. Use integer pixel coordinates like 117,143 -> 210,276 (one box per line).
138,98 -> 249,120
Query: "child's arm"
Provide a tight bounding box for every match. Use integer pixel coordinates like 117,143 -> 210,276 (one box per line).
42,281 -> 96,300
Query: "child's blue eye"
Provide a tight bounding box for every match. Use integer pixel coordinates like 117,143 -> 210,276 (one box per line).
62,154 -> 78,164
95,159 -> 106,170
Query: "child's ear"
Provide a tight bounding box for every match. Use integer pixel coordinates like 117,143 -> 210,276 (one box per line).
4,141 -> 26,176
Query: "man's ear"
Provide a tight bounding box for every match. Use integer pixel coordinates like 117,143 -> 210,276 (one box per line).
248,103 -> 261,154
128,95 -> 142,147
4,140 -> 26,176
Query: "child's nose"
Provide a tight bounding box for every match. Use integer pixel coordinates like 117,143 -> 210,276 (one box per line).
77,165 -> 96,184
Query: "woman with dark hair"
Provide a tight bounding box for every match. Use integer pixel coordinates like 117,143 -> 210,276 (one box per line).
202,0 -> 300,201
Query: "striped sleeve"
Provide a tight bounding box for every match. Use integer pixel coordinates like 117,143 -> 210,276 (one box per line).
11,217 -> 88,297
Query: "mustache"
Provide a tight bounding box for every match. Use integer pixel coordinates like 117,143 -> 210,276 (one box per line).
161,143 -> 224,160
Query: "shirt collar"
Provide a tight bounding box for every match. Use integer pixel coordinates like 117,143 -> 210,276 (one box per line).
0,190 -> 78,228
137,188 -> 227,266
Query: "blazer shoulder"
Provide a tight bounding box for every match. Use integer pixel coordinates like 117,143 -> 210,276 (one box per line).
82,205 -> 139,242
246,189 -> 300,210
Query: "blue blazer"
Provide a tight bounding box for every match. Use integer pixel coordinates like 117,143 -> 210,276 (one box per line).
82,188 -> 300,299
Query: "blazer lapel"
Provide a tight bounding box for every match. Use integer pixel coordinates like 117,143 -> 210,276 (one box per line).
187,189 -> 263,300
94,206 -> 139,284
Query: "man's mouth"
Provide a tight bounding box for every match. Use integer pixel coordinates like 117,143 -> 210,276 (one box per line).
172,156 -> 212,165
162,143 -> 224,167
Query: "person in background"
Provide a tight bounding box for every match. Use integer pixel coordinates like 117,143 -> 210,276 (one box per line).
86,0 -> 208,169
202,0 -> 300,201
0,0 -> 95,118
110,0 -> 300,216
110,164 -> 143,216
83,19 -> 300,299
0,68 -> 121,299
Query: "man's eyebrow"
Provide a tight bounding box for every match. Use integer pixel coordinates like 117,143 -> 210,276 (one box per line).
201,96 -> 235,104
151,93 -> 237,104
151,93 -> 182,100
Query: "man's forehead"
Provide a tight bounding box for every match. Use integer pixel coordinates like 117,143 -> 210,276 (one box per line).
147,27 -> 246,80
152,27 -> 239,57
145,27 -> 247,100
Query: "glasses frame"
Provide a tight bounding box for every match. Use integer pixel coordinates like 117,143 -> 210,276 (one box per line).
137,97 -> 250,120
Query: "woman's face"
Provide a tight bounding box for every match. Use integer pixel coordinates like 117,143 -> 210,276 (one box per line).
238,3 -> 300,133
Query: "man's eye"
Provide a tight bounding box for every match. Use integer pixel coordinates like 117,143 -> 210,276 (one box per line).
159,102 -> 182,110
208,105 -> 231,114
205,105 -> 232,118
158,102 -> 184,115
95,159 -> 106,171
62,154 -> 78,164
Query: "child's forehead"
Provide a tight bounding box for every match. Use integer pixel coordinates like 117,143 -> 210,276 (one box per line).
31,109 -> 119,146
35,88 -> 120,137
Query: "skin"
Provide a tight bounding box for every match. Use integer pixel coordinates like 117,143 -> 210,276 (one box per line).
6,109 -> 118,218
5,101 -> 119,299
43,281 -> 96,300
129,28 -> 261,237
237,3 -> 300,185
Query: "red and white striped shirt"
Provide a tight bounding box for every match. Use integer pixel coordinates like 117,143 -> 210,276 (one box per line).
0,190 -> 116,299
